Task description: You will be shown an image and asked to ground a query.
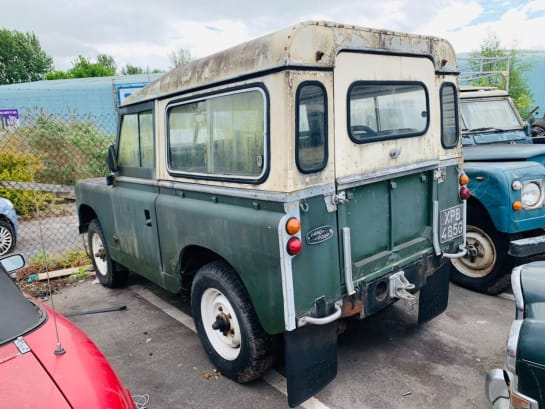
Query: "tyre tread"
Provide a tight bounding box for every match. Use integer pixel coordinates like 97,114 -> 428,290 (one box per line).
191,261 -> 277,383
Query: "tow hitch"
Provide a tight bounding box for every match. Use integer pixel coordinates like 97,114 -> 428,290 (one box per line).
389,271 -> 416,301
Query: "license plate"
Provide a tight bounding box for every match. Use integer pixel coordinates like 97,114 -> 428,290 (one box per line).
440,204 -> 464,243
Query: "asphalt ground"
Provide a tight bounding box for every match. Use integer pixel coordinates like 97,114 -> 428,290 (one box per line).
48,274 -> 513,409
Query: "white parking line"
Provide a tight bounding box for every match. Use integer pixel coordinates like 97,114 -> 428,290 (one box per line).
498,292 -> 515,301
132,285 -> 332,409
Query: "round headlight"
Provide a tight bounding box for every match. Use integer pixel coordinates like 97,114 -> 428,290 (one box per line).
521,182 -> 542,207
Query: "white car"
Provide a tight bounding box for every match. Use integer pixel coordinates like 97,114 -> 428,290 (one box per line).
0,198 -> 18,256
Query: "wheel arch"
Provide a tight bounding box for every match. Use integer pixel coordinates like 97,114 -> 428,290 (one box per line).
0,215 -> 15,232
179,245 -> 224,294
467,197 -> 493,224
0,216 -> 16,253
179,245 -> 284,335
78,204 -> 98,234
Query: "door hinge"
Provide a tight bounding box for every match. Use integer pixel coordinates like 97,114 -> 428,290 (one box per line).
434,167 -> 446,183
324,191 -> 350,212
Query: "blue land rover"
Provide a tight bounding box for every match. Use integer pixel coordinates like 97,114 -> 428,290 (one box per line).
450,88 -> 545,294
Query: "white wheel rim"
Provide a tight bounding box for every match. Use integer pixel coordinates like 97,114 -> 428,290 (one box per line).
0,225 -> 13,256
201,288 -> 241,361
91,232 -> 108,277
451,225 -> 496,279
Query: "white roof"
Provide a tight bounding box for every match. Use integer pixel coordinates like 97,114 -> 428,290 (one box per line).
125,20 -> 458,105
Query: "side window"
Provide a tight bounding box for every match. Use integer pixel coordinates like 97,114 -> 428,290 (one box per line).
140,111 -> 154,167
118,109 -> 155,176
296,82 -> 327,173
118,114 -> 140,167
348,82 -> 429,143
440,83 -> 459,148
167,88 -> 266,180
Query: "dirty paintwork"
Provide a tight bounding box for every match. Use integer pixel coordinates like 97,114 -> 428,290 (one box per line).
77,21 -> 465,337
127,21 -> 457,106
461,88 -> 545,241
450,88 -> 545,295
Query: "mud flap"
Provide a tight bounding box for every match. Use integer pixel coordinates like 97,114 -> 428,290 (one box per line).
284,321 -> 337,408
418,261 -> 450,324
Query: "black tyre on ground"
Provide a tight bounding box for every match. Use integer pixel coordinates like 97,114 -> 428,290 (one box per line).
450,206 -> 515,295
191,261 -> 277,383
87,219 -> 129,288
0,219 -> 16,256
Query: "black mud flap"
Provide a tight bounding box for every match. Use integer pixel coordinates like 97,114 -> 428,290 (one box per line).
284,321 -> 337,408
418,261 -> 450,324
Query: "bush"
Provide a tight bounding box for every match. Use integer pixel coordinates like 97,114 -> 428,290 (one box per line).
0,112 -> 113,216
21,113 -> 113,185
0,136 -> 55,216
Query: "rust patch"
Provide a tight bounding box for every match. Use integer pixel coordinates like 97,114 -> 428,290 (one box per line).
315,50 -> 325,62
341,295 -> 363,317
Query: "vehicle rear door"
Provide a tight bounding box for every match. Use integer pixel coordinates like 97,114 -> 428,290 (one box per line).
333,52 -> 439,286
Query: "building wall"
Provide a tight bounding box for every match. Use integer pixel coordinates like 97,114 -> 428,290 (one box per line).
0,74 -> 160,134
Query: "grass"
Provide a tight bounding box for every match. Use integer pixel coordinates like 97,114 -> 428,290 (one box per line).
15,247 -> 94,297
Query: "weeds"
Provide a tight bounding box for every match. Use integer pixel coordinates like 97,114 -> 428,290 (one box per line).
15,248 -> 93,297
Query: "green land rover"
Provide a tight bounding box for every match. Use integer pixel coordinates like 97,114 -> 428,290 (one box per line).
76,21 -> 468,406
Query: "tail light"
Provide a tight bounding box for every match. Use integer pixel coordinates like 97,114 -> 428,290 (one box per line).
285,217 -> 302,256
286,217 -> 301,235
459,186 -> 471,200
287,237 -> 302,255
459,172 -> 471,200
459,173 -> 470,186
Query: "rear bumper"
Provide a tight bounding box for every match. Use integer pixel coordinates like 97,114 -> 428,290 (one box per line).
509,234 -> 545,257
485,368 -> 540,409
485,369 -> 509,409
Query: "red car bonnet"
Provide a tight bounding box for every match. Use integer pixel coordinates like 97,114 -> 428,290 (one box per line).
2,298 -> 136,409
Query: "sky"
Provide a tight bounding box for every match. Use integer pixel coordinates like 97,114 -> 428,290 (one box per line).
2,0 -> 545,72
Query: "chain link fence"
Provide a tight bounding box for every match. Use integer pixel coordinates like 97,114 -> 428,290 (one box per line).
0,109 -> 116,266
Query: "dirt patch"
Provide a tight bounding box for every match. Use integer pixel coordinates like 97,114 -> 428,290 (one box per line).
15,265 -> 95,298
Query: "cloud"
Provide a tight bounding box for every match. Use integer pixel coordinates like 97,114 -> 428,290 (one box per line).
417,1 -> 483,34
2,0 -> 544,72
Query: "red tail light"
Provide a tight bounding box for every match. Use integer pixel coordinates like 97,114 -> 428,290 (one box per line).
459,186 -> 471,200
287,237 -> 302,255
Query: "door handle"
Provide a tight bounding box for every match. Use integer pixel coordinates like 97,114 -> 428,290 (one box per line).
144,209 -> 152,227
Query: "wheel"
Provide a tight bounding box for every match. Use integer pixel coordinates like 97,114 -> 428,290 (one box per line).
88,219 -> 128,288
191,261 -> 276,383
450,207 -> 514,295
0,220 -> 15,256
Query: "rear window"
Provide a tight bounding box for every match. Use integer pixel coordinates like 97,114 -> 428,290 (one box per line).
348,82 -> 429,143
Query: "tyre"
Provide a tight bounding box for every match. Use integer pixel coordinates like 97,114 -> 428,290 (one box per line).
450,207 -> 514,295
191,261 -> 276,383
88,219 -> 128,288
0,220 -> 15,256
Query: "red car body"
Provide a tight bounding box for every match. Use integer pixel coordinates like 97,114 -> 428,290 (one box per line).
0,255 -> 136,409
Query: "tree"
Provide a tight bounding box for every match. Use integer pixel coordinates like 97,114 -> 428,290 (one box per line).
45,54 -> 117,79
121,64 -> 144,75
96,54 -> 116,73
468,32 -> 534,117
169,49 -> 191,68
0,29 -> 53,84
68,54 -> 116,78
